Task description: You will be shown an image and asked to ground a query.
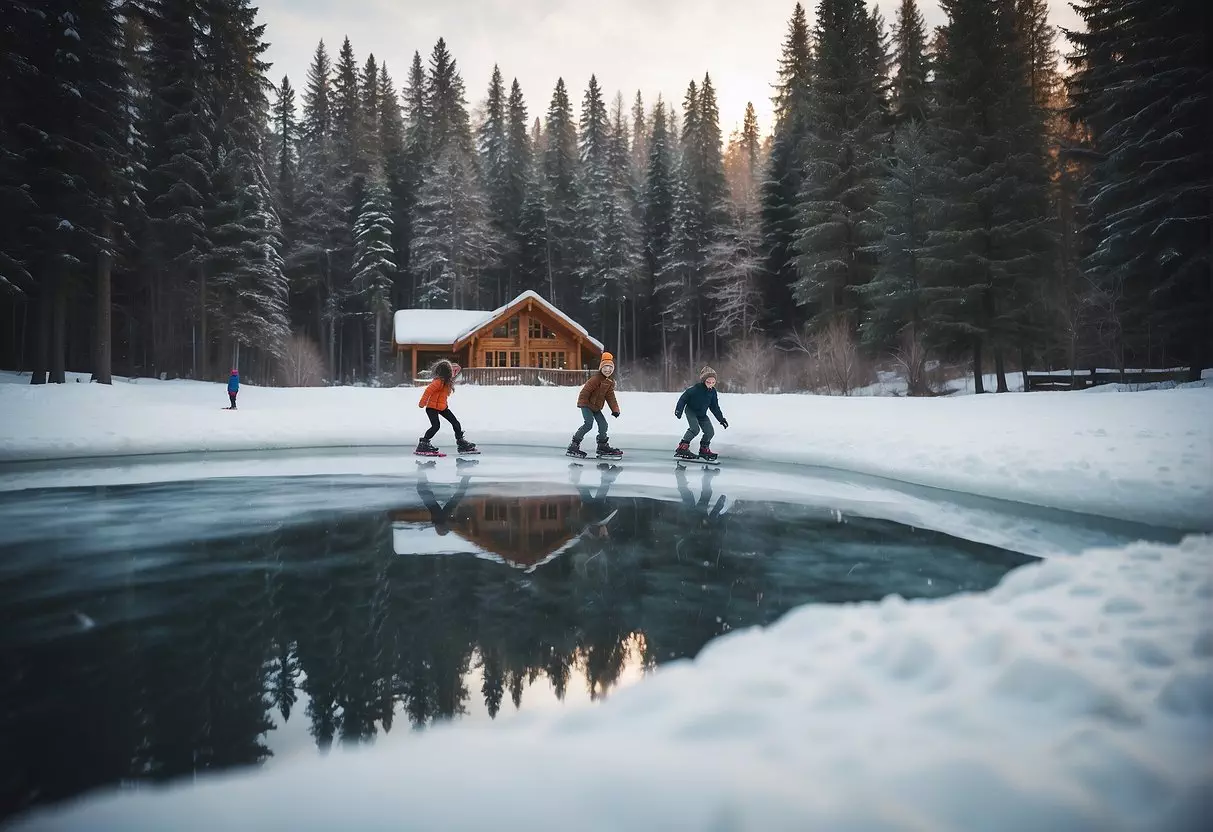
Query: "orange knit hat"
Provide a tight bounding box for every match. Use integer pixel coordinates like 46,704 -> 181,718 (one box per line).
600,352 -> 615,368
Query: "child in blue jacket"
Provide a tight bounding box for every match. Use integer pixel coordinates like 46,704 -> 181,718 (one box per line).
227,369 -> 239,409
674,366 -> 728,461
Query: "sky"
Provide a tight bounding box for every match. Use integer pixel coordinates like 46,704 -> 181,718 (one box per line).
258,0 -> 1082,139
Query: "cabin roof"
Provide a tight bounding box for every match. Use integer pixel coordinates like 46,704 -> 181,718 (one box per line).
392,290 -> 605,351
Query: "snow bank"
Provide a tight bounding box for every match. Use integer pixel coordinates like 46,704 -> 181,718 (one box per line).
2,373 -> 1209,530
15,534 -> 1213,832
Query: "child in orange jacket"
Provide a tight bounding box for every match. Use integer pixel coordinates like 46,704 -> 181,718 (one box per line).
416,360 -> 478,455
566,352 -> 622,458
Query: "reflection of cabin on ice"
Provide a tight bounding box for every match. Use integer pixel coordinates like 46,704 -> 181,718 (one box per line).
393,290 -> 605,385
391,494 -> 583,570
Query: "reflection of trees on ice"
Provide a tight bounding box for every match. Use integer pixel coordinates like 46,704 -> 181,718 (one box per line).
2,478 -> 1032,821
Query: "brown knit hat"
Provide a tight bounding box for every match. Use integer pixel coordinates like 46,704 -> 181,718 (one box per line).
699,366 -> 717,382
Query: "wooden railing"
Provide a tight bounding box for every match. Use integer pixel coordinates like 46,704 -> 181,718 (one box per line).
414,367 -> 597,387
1024,368 -> 1192,391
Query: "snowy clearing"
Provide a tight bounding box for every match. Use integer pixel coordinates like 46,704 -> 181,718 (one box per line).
13,533 -> 1213,832
1,371 -> 1209,530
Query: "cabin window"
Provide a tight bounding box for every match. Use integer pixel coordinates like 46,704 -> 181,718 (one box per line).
528,320 -> 556,339
484,350 -> 508,367
484,503 -> 507,521
510,351 -> 521,367
530,351 -> 567,369
539,503 -> 560,520
491,316 -> 519,339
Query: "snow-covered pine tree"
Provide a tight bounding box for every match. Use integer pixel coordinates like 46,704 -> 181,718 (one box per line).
1067,0 -> 1210,375
542,78 -> 582,313
503,78 -> 533,296
577,75 -> 614,330
361,54 -> 381,170
2,0 -> 130,383
516,144 -> 550,295
478,65 -> 513,302
142,0 -> 217,378
331,37 -> 364,195
292,40 -> 344,371
792,0 -> 887,330
926,0 -> 1055,392
272,75 -> 299,220
351,181 -> 396,376
630,92 -> 649,200
377,64 -> 408,308
395,50 -> 429,307
760,2 -> 813,330
203,0 -> 290,369
410,39 -> 498,308
657,155 -> 702,366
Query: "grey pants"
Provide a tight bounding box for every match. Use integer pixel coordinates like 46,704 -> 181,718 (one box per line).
572,406 -> 609,443
681,412 -> 715,445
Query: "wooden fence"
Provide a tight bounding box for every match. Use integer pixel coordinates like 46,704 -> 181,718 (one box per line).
1024,368 -> 1192,392
412,367 -> 596,387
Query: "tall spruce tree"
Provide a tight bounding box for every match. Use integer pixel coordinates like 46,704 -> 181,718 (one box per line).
792,0 -> 888,330
273,76 -> 299,218
542,78 -> 581,312
856,122 -> 933,371
578,75 -> 615,331
503,78 -> 533,296
478,66 -> 512,303
351,181 -> 396,376
640,98 -> 675,358
1067,0 -> 1211,374
926,0 -> 1055,392
377,64 -> 409,309
891,0 -> 930,124
760,2 -> 813,330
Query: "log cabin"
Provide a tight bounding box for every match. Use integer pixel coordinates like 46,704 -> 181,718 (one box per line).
392,290 -> 606,384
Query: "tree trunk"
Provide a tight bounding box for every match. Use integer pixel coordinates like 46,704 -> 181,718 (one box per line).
972,336 -> 985,394
94,222 -> 113,384
30,287 -> 49,384
50,278 -> 67,383
198,265 -> 210,381
994,345 -> 1008,393
374,313 -> 382,378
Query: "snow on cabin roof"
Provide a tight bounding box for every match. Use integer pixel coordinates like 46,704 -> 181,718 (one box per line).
392,290 -> 605,351
392,308 -> 493,346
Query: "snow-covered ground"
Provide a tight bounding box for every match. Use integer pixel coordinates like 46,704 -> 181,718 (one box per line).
1,370 -> 1209,530
12,534 -> 1212,832
3,371 -> 1211,830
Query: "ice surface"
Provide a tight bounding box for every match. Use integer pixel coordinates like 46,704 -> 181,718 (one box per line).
12,534 -> 1212,831
1,372 -> 1209,530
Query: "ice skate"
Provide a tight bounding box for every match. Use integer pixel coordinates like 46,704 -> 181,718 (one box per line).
566,440 -> 588,459
674,440 -> 697,461
415,437 -> 444,457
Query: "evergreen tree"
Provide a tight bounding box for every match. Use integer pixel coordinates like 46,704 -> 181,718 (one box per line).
793,0 -> 888,329
503,78 -> 533,295
331,37 -> 364,190
142,0 -> 216,378
478,65 -> 512,302
351,182 -> 396,376
926,0 -> 1055,391
203,0 -> 289,366
1067,0 -> 1211,374
578,75 -> 613,328
361,54 -> 381,168
377,64 -> 409,308
542,78 -> 581,312
397,51 -> 429,306
630,91 -> 649,194
410,40 -> 497,308
891,0 -> 930,124
657,157 -> 700,364
640,98 -> 675,357
272,76 -> 299,217
713,102 -> 765,341
856,123 -> 933,361
760,2 -> 813,330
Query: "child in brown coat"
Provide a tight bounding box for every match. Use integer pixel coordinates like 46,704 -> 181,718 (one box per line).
567,352 -> 622,458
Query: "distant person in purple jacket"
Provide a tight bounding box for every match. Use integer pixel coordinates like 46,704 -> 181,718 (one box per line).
227,369 -> 239,410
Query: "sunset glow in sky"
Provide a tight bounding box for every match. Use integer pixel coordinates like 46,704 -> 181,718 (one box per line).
259,0 -> 1081,138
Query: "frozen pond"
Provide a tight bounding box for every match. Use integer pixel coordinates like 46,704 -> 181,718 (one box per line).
0,448 -> 1185,823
